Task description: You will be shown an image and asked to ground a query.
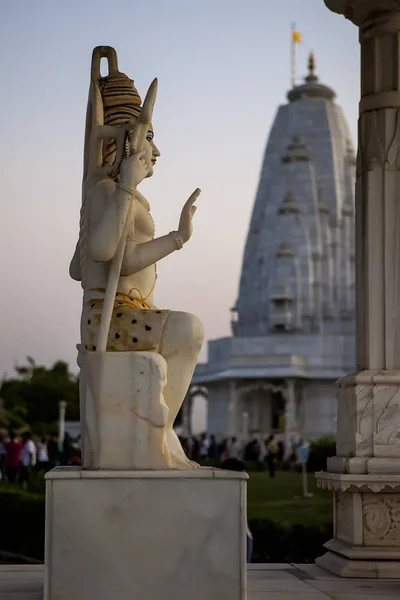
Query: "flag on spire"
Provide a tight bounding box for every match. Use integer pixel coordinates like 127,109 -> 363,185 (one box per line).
290,24 -> 302,88
292,29 -> 302,44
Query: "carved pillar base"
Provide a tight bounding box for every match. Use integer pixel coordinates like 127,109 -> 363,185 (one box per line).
316,371 -> 400,577
316,473 -> 400,578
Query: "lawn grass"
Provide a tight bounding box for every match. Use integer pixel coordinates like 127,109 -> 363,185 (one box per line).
247,471 -> 332,526
0,470 -> 333,529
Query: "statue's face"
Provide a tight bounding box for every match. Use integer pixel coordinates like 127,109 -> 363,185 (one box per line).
143,129 -> 160,178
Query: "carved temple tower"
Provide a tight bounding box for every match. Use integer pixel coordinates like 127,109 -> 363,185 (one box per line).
191,55 -> 356,441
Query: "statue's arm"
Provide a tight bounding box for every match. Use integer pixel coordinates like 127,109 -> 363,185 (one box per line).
120,187 -> 201,276
121,233 -> 181,276
87,180 -> 133,263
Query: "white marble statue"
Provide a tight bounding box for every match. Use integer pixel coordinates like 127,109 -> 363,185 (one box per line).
69,46 -> 203,470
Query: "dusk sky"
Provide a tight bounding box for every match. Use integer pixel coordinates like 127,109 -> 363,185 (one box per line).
0,0 -> 359,378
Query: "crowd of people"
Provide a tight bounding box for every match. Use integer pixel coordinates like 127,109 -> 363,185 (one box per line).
180,433 -> 291,478
0,429 -> 302,488
0,431 -> 81,488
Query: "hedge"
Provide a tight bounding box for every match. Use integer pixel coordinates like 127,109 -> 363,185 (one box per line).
306,437 -> 336,473
0,487 -> 45,561
249,519 -> 332,563
0,487 -> 331,564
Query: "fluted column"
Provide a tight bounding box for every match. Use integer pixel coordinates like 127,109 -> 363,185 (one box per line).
317,0 -> 400,578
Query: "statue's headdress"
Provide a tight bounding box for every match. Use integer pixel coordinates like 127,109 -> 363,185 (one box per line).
83,46 -> 143,188
99,68 -> 142,167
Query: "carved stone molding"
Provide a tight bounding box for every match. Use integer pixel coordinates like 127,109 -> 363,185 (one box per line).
334,370 -> 400,461
363,494 -> 400,544
324,0 -> 400,25
317,472 -> 400,492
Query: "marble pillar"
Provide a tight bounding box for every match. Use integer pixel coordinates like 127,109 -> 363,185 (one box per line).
317,0 -> 400,578
227,381 -> 239,438
241,411 -> 249,443
58,401 -> 67,452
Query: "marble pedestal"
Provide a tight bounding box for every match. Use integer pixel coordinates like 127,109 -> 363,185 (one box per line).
44,468 -> 247,600
315,371 -> 400,578
316,473 -> 400,578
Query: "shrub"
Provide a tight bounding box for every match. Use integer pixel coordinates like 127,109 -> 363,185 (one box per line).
0,487 -> 45,561
307,437 -> 336,473
249,518 -> 332,563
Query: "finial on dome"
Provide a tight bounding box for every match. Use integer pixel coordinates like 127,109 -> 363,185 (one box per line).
308,52 -> 316,77
304,51 -> 318,83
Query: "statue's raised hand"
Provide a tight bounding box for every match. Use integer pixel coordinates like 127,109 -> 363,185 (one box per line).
178,189 -> 201,244
120,150 -> 149,189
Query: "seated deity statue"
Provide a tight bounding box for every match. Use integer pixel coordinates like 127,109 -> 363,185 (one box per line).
69,46 -> 203,469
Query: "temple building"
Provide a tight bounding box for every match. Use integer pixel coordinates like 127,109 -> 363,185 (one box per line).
189,54 -> 356,442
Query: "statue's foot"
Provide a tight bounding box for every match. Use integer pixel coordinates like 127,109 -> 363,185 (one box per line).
169,451 -> 200,470
164,427 -> 199,469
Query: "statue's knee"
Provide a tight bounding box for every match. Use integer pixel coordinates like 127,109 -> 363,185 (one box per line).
187,313 -> 204,352
166,311 -> 204,354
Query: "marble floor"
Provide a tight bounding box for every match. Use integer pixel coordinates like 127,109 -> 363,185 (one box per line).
1,563 -> 400,599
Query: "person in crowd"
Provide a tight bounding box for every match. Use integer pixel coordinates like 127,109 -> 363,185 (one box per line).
47,436 -> 60,468
277,440 -> 284,462
180,436 -> 189,457
20,431 -> 36,489
70,448 -> 82,466
289,440 -> 298,471
208,434 -> 218,460
243,439 -> 261,462
0,436 -> 5,480
199,433 -> 210,461
37,436 -> 49,471
4,431 -> 23,484
265,434 -> 279,479
219,438 -> 229,461
221,457 -> 253,563
228,436 -> 240,459
185,436 -> 194,459
62,432 -> 73,466
191,436 -> 200,462
243,440 -> 253,461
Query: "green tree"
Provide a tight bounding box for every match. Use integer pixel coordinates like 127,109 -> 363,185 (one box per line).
0,357 -> 79,433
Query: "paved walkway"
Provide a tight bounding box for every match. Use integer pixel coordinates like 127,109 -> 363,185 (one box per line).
1,563 -> 400,599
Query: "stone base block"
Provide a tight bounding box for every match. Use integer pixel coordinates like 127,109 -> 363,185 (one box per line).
44,468 -> 247,600
82,351 -> 171,470
316,471 -> 400,578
